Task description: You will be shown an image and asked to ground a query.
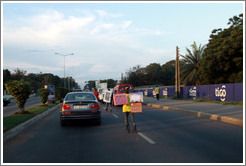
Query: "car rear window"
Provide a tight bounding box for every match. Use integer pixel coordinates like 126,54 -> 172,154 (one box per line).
65,93 -> 96,101
118,85 -> 134,93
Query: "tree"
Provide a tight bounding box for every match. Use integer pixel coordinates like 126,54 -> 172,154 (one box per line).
3,69 -> 11,94
5,80 -> 31,113
145,63 -> 162,85
180,42 -> 205,85
38,88 -> 49,105
200,13 -> 243,84
100,79 -> 117,88
160,60 -> 176,86
124,65 -> 146,86
3,69 -> 11,83
55,87 -> 70,102
11,68 -> 27,80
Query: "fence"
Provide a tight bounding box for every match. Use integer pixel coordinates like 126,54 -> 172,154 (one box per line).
136,83 -> 243,102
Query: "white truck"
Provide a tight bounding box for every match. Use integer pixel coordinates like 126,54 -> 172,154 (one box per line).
98,83 -> 107,102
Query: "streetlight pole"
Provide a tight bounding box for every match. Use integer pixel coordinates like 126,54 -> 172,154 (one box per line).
55,52 -> 74,88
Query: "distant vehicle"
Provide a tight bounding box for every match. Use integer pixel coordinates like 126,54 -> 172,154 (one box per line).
60,92 -> 101,126
73,89 -> 83,92
99,83 -> 107,90
112,84 -> 135,106
113,84 -> 135,95
3,97 -> 11,106
98,88 -> 106,102
44,85 -> 55,103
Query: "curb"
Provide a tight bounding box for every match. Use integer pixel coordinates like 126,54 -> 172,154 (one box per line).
3,104 -> 62,144
144,103 -> 243,127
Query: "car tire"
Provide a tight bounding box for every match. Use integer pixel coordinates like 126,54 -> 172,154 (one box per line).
60,119 -> 67,126
95,118 -> 101,125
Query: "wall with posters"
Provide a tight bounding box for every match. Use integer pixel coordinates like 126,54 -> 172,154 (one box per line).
136,83 -> 243,102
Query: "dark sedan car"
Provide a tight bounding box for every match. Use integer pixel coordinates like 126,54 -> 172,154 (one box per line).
3,97 -> 11,106
60,92 -> 101,126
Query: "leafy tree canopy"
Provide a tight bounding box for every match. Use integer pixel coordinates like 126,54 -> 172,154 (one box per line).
200,13 -> 243,84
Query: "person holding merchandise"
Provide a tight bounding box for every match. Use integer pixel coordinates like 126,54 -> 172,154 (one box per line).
105,88 -> 113,112
122,87 -> 137,134
155,85 -> 160,100
93,88 -> 99,101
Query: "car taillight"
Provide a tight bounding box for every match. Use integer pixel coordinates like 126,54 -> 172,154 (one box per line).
62,104 -> 71,110
90,103 -> 100,109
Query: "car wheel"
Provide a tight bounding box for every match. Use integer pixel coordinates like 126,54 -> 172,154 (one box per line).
95,118 -> 101,125
60,119 -> 67,126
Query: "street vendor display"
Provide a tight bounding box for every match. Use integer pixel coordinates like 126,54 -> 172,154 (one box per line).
113,92 -> 143,113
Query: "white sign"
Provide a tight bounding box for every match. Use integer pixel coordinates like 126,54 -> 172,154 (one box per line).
215,85 -> 226,101
130,93 -> 143,103
152,90 -> 156,96
144,90 -> 148,96
163,88 -> 168,97
189,87 -> 197,99
103,90 -> 113,103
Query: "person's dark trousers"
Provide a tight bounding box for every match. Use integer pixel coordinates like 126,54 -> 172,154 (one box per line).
123,112 -> 137,132
156,94 -> 159,100
105,102 -> 112,112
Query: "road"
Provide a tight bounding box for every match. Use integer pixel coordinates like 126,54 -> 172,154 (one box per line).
3,96 -> 41,116
3,104 -> 243,163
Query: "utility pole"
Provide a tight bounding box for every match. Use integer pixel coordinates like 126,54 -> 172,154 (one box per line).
121,73 -> 123,83
175,46 -> 180,97
55,52 -> 74,88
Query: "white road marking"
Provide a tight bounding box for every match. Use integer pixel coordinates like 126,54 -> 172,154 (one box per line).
138,132 -> 156,144
112,114 -> 119,119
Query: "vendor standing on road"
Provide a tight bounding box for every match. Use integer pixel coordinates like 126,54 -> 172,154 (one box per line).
155,85 -> 160,100
123,87 -> 137,134
105,88 -> 113,112
93,88 -> 99,101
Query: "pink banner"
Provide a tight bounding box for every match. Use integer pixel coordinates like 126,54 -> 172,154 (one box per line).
113,94 -> 128,106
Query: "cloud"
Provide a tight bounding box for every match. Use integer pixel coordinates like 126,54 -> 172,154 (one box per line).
95,10 -> 123,18
3,59 -> 62,72
3,9 -> 169,86
122,21 -> 132,28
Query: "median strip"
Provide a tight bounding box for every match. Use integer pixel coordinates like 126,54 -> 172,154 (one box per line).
3,103 -> 61,144
145,102 -> 243,127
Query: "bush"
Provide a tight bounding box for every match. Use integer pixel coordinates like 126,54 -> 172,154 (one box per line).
39,88 -> 49,105
55,87 -> 70,102
5,80 -> 31,113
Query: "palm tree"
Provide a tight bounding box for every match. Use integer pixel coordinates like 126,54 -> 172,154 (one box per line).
180,42 -> 206,85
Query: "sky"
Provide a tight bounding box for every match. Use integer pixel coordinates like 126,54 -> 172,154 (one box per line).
1,1 -> 244,88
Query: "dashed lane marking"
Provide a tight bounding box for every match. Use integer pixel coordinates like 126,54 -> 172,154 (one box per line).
138,132 -> 156,144
112,114 -> 119,119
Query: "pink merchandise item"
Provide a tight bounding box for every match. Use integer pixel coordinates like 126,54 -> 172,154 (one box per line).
113,94 -> 128,106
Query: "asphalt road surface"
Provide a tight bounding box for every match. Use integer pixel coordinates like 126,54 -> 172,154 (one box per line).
3,103 -> 243,163
3,96 -> 41,116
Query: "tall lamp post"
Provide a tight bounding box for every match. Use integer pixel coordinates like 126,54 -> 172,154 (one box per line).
55,52 -> 74,88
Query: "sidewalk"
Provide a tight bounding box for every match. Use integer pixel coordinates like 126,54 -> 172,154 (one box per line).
143,97 -> 243,126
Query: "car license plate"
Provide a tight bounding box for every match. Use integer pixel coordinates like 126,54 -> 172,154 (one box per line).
74,105 -> 88,109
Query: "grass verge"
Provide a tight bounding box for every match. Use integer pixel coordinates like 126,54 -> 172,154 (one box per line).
3,103 -> 57,133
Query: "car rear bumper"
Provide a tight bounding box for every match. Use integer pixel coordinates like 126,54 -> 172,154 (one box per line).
60,112 -> 101,120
